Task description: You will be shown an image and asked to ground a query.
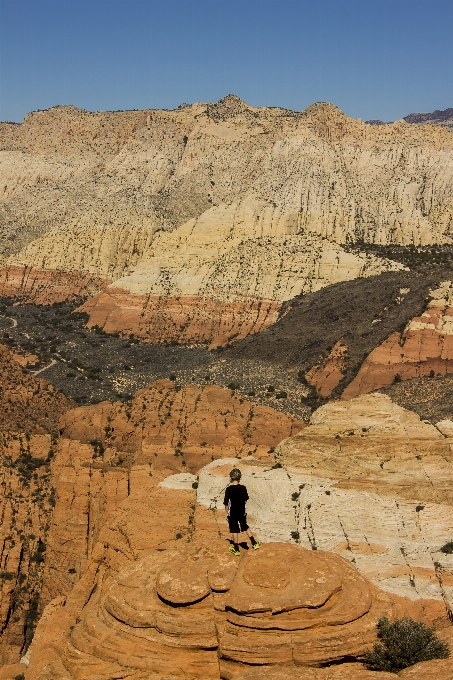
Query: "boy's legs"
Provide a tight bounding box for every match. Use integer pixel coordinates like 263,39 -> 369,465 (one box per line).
246,527 -> 260,549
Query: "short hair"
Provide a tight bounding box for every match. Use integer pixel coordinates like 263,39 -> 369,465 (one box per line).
230,468 -> 242,481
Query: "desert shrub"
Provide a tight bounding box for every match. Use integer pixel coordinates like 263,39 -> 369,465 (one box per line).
440,541 -> 453,554
393,373 -> 402,383
228,382 -> 239,391
24,592 -> 40,646
30,541 -> 46,564
276,391 -> 287,399
267,385 -> 275,393
364,616 -> 450,672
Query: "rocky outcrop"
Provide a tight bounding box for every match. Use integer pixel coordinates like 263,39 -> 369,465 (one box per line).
80,288 -> 282,348
2,390 -> 449,678
40,381 -> 304,604
306,341 -> 348,396
343,280 -> 453,398
268,393 -> 453,614
77,193 -> 401,346
0,345 -> 75,664
23,486 -> 445,680
2,97 -> 452,344
0,343 -> 75,433
0,379 -> 303,666
404,108 -> 453,131
0,265 -> 109,304
0,433 -> 56,666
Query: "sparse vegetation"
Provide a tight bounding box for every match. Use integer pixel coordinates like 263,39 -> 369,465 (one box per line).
364,616 -> 450,672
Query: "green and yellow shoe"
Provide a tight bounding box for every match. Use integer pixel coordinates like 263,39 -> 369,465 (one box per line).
229,545 -> 241,556
252,541 -> 261,550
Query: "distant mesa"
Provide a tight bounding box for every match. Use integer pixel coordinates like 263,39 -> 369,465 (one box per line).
366,107 -> 453,130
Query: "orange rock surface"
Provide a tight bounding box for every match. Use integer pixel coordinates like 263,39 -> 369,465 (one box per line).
23,486 -> 448,680
0,343 -> 75,434
234,663 -> 398,679
343,282 -> 453,399
40,381 -> 304,607
80,289 -> 282,348
0,265 -> 109,305
58,379 -> 304,472
0,433 -> 56,665
4,388 -> 449,679
306,341 -> 347,397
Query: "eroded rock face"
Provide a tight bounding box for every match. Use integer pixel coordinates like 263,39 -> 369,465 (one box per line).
25,536 -> 437,679
39,381 -> 304,607
306,341 -> 348,396
0,343 -> 75,434
78,195 -> 398,346
268,394 -> 453,612
80,287 -> 282,348
3,98 -> 452,344
17,392 -> 453,679
58,379 -> 304,473
0,434 -> 56,665
0,265 -> 109,305
343,281 -> 453,398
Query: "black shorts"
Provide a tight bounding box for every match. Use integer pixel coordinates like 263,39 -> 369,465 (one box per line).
228,515 -> 249,534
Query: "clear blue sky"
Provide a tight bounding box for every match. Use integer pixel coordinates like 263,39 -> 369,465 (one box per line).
0,0 -> 452,123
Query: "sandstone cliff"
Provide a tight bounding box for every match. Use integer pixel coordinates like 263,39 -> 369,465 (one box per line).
0,343 -> 74,433
78,193 -> 400,346
2,96 -> 452,344
0,380 -> 303,665
16,392 -> 453,680
0,348 -> 74,666
343,280 -> 453,398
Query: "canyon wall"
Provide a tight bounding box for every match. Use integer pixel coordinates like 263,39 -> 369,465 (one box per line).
343,280 -> 453,398
1,96 -> 452,344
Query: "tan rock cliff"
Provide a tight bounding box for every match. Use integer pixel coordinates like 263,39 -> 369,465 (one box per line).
2,97 -> 452,343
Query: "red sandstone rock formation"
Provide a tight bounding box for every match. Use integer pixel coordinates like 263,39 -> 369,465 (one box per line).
343,282 -> 453,399
39,381 -> 304,611
79,289 -> 281,348
0,347 -> 75,664
0,433 -> 57,665
0,265 -> 109,305
306,341 -> 348,397
0,343 -> 75,434
23,486 -> 448,680
58,379 -> 305,473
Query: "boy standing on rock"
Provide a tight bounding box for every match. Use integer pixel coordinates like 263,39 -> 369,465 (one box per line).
224,468 -> 260,556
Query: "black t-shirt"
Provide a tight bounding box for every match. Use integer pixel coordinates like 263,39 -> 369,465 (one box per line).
224,484 -> 249,517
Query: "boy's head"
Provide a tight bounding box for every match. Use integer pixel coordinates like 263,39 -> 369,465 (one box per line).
229,468 -> 242,482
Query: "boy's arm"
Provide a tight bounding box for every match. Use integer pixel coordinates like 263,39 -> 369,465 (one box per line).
223,488 -> 229,516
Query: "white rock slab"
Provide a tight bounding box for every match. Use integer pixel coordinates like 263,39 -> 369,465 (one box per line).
160,473 -> 197,490
196,458 -> 453,608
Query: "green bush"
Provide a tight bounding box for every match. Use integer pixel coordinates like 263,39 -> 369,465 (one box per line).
440,541 -> 453,554
364,617 -> 450,672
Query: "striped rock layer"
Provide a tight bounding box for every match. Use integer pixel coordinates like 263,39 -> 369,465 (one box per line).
3,96 -> 453,344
